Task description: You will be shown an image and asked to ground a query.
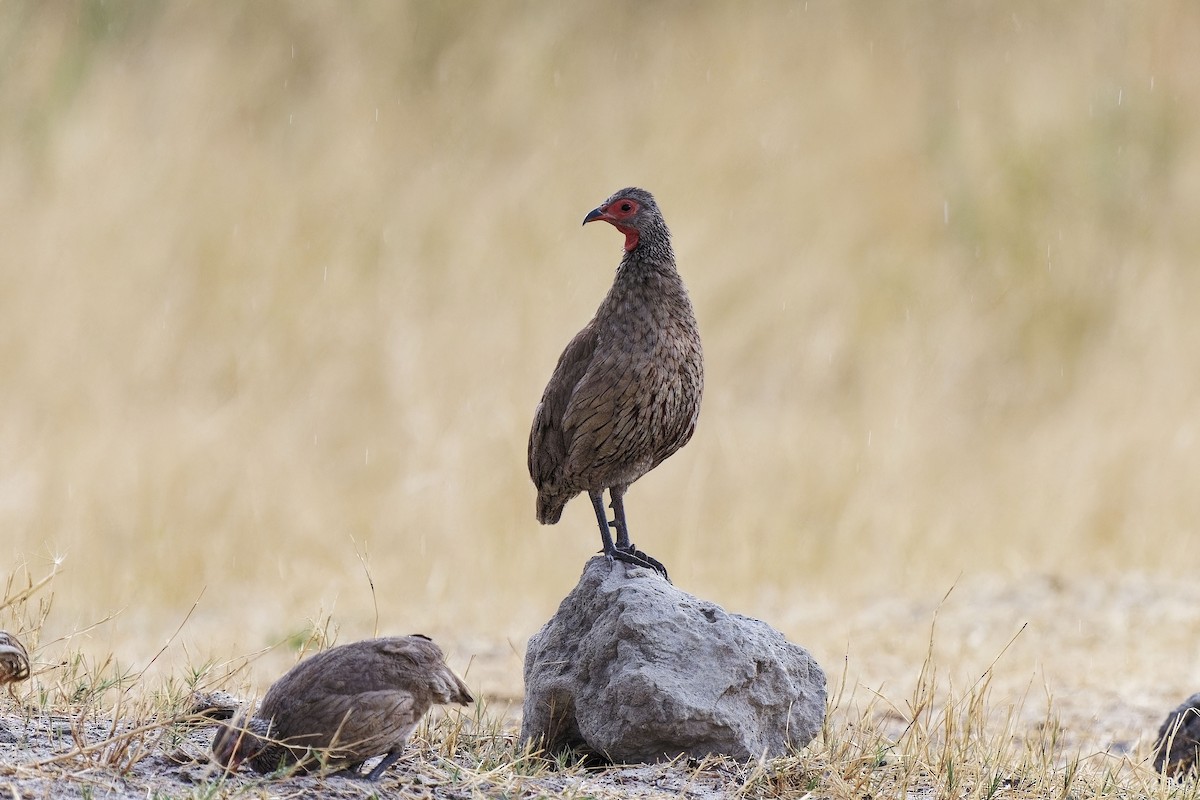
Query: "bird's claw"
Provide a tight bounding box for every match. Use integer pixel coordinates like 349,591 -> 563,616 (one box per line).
610,544 -> 671,583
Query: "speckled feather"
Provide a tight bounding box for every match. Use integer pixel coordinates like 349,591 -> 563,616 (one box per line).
211,636 -> 472,776
529,188 -> 703,524
1154,692 -> 1200,779
0,631 -> 31,688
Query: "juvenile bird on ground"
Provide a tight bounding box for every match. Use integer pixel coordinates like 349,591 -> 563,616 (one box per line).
528,187 -> 704,581
1153,692 -> 1200,779
0,631 -> 31,699
211,635 -> 472,781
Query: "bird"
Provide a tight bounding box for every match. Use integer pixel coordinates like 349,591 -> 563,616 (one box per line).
211,635 -> 472,781
1153,692 -> 1200,779
0,631 -> 31,699
528,187 -> 704,581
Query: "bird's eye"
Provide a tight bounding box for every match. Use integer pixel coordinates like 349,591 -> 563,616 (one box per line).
620,202 -> 632,212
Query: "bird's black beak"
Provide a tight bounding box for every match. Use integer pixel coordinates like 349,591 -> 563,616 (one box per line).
582,206 -> 606,226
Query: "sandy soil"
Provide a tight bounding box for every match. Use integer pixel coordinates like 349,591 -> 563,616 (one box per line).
1,571 -> 1196,799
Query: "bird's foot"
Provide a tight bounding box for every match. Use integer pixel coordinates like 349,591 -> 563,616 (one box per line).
329,750 -> 401,781
610,544 -> 671,583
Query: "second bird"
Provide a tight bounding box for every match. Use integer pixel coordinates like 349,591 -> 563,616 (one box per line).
211,635 -> 472,781
0,631 -> 31,700
528,187 -> 704,580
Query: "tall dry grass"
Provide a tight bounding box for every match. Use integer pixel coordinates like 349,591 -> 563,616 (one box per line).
1,1 -> 1198,713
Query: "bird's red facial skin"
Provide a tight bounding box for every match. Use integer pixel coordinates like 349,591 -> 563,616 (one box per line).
600,199 -> 641,251
605,199 -> 640,221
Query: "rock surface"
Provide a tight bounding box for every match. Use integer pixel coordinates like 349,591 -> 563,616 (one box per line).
521,557 -> 827,763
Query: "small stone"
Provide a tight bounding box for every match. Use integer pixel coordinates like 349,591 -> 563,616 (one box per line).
521,557 -> 827,763
187,690 -> 243,721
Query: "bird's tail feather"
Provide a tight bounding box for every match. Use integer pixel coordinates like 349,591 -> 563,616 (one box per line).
536,492 -> 567,525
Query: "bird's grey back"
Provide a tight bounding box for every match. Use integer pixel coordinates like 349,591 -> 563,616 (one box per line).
262,636 -> 471,715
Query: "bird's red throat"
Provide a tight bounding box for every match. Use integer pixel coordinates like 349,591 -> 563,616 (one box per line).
615,226 -> 639,252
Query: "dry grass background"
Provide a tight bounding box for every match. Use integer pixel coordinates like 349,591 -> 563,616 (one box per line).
2,2 -> 1200,795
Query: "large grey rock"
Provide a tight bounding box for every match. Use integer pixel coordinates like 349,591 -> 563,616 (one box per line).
521,557 -> 826,763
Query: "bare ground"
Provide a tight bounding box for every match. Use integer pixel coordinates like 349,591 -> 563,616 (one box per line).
2,571 -> 1197,799
0,712 -> 777,800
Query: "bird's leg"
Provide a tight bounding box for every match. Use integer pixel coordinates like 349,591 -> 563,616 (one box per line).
329,761 -> 366,779
363,750 -> 403,781
609,486 -> 632,550
607,488 -> 671,582
589,490 -> 618,559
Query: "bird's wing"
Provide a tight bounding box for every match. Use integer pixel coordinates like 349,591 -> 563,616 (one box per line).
528,323 -> 599,488
374,637 -> 473,706
559,346 -> 653,475
286,691 -> 421,758
563,339 -> 703,479
427,662 -> 474,705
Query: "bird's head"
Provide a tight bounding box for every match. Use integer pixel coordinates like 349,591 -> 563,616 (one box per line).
583,187 -> 663,253
211,714 -> 270,772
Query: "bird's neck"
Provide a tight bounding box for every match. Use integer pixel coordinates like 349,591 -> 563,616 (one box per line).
599,241 -> 696,333
243,716 -> 287,774
614,235 -> 680,290
249,744 -> 288,775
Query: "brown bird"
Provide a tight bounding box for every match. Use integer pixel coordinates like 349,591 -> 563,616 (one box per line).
0,631 -> 31,699
528,187 -> 704,580
1153,692 -> 1200,779
211,635 -> 472,781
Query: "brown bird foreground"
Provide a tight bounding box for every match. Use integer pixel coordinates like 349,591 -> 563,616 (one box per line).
528,187 -> 703,580
210,635 -> 472,780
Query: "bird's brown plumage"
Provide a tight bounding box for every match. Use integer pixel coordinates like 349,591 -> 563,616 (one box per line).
1153,692 -> 1200,779
528,188 -> 703,572
211,635 -> 472,780
0,631 -> 31,698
